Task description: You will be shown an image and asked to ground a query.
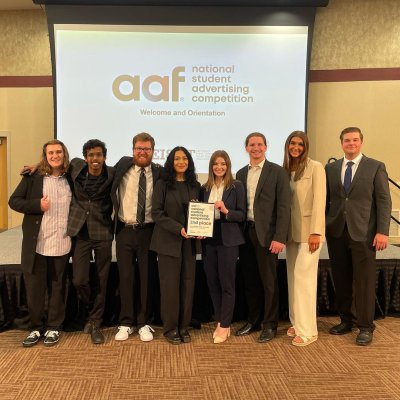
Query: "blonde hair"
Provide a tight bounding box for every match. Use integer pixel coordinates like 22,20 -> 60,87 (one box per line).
38,139 -> 70,175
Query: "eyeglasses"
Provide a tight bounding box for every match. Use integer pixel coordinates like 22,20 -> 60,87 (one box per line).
134,147 -> 153,153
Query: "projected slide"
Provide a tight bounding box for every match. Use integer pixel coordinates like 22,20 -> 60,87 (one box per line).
55,25 -> 308,172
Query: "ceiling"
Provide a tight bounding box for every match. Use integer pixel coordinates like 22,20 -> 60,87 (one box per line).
0,0 -> 41,10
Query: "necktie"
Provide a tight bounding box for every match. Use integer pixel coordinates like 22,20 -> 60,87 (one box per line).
136,167 -> 146,224
343,161 -> 354,193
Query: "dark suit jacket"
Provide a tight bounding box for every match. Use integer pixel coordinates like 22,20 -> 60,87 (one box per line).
66,158 -> 115,240
111,156 -> 162,231
236,160 -> 291,247
8,172 -> 72,274
150,179 -> 201,258
325,155 -> 391,242
200,180 -> 246,247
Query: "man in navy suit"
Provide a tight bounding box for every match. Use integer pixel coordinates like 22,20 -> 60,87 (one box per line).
236,132 -> 291,342
326,127 -> 391,345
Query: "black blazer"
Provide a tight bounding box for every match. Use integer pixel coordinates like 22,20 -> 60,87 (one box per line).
200,180 -> 246,247
8,172 -> 72,274
236,160 -> 291,247
66,158 -> 115,240
325,155 -> 391,242
111,156 -> 162,231
150,179 -> 201,258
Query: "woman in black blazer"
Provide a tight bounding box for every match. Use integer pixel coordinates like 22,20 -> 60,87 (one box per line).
200,150 -> 246,343
9,139 -> 72,348
150,146 -> 201,345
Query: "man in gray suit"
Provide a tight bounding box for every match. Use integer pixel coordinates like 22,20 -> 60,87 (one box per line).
236,132 -> 291,342
326,127 -> 391,345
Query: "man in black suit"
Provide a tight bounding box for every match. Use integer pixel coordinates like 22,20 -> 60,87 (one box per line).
326,127 -> 391,345
236,132 -> 291,342
68,139 -> 115,344
111,132 -> 162,342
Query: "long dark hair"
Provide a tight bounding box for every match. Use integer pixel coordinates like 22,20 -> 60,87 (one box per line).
283,131 -> 309,181
163,146 -> 197,188
204,150 -> 234,191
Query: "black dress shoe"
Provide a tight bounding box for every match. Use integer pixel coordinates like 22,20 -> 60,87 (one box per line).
83,321 -> 92,334
257,328 -> 277,343
179,329 -> 191,343
91,325 -> 105,344
235,322 -> 261,336
164,330 -> 182,345
356,331 -> 373,346
329,322 -> 353,335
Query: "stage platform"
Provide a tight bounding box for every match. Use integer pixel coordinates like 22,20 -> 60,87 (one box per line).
1,227 -> 400,331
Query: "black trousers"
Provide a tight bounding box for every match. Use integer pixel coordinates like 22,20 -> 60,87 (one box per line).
239,226 -> 279,329
326,228 -> 377,331
158,239 -> 196,333
203,243 -> 238,328
24,253 -> 68,331
115,223 -> 157,327
72,238 -> 112,327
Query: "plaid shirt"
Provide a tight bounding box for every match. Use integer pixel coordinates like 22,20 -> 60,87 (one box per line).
67,158 -> 115,241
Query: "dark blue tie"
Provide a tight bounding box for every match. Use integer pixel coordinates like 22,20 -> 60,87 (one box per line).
343,161 -> 354,193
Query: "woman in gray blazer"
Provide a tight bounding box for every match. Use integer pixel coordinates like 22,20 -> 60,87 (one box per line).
283,131 -> 326,346
200,151 -> 246,343
150,146 -> 200,345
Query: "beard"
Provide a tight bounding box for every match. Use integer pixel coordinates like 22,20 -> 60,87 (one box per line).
134,154 -> 152,167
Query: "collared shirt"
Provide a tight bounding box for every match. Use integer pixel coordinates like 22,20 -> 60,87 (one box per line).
118,164 -> 153,224
246,158 -> 265,221
208,183 -> 224,220
36,174 -> 72,256
341,153 -> 363,184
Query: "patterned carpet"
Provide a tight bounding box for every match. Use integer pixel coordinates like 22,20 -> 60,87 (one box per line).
0,316 -> 399,399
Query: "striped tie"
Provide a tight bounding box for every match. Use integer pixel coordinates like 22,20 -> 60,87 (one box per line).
136,167 -> 146,225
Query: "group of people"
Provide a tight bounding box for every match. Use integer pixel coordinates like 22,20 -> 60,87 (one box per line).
9,126 -> 391,348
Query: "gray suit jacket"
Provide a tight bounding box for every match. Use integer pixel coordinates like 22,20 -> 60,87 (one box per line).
325,155 -> 391,242
236,159 -> 291,247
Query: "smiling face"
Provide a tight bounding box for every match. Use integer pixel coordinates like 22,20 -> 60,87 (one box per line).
84,146 -> 106,176
288,136 -> 305,159
341,131 -> 363,160
212,156 -> 227,179
173,150 -> 189,176
45,144 -> 65,174
133,140 -> 154,167
246,136 -> 267,165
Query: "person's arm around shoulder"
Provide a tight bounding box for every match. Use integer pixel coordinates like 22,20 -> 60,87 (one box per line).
373,161 -> 392,251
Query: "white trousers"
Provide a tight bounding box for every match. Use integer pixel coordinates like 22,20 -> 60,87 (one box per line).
286,241 -> 322,338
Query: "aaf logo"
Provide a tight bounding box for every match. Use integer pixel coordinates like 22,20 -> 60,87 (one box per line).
112,66 -> 185,102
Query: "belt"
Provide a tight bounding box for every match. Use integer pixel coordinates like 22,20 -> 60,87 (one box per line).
246,220 -> 256,228
123,222 -> 155,230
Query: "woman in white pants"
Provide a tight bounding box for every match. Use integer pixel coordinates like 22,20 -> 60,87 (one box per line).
283,131 -> 326,346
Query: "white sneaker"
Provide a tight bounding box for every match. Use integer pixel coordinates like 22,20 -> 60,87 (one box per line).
115,326 -> 133,341
138,325 -> 155,342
